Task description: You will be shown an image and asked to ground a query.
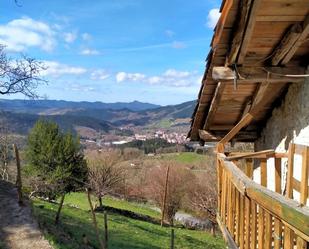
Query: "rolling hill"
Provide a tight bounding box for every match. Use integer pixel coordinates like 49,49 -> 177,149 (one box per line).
0,99 -> 196,134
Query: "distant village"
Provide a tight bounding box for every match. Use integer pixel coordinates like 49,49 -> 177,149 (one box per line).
82,129 -> 188,149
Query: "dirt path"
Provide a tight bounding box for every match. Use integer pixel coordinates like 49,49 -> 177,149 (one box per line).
0,180 -> 53,249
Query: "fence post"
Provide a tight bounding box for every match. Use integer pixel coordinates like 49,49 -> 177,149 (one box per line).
86,189 -> 105,249
161,165 -> 170,226
104,211 -> 108,249
13,144 -> 23,205
170,228 -> 174,249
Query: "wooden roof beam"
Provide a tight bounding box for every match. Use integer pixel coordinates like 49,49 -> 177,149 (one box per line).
217,80 -> 280,146
210,124 -> 257,131
199,129 -> 257,142
271,24 -> 303,66
241,99 -> 252,119
219,113 -> 254,145
202,82 -> 225,130
226,0 -> 262,65
212,66 -> 306,83
281,15 -> 309,65
199,130 -> 218,142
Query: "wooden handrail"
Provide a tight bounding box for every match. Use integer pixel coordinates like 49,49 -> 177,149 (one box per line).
226,151 -> 288,159
218,153 -> 309,237
226,149 -> 275,160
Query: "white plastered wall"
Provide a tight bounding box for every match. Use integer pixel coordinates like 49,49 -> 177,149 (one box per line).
254,69 -> 309,204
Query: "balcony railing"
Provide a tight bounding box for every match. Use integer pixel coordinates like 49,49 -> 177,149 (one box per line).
216,143 -> 309,249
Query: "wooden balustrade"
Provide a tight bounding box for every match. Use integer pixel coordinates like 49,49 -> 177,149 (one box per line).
216,144 -> 309,249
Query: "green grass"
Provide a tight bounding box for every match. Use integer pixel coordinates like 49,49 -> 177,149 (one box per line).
147,119 -> 173,129
32,199 -> 225,249
62,193 -> 161,219
159,152 -> 205,164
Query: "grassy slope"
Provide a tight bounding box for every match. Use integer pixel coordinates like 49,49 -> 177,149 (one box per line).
33,199 -> 225,249
157,152 -> 205,164
63,193 -> 160,219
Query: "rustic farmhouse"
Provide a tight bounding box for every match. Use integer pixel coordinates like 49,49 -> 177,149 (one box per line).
189,0 -> 309,248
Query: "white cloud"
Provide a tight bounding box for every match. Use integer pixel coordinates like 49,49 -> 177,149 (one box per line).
206,8 -> 221,29
171,41 -> 186,49
91,70 -> 110,80
116,72 -> 146,83
81,33 -> 92,41
116,69 -> 201,87
68,83 -> 95,92
147,69 -> 199,87
64,31 -> 77,43
41,61 -> 87,77
163,69 -> 190,78
165,29 -> 175,37
0,17 -> 56,52
80,48 -> 100,55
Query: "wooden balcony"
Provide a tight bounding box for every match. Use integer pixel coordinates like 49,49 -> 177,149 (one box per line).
216,144 -> 309,249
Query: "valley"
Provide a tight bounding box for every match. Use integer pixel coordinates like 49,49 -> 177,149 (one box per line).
0,99 -> 196,150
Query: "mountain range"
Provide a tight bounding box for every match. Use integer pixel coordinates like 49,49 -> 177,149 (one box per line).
0,99 -> 196,135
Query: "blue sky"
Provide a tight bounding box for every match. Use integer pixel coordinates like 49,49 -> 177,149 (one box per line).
0,0 -> 221,105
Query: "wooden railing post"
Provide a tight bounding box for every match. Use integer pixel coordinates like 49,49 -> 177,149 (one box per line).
217,148 -> 309,249
245,159 -> 253,179
274,157 -> 283,249
217,157 -> 222,213
260,158 -> 267,187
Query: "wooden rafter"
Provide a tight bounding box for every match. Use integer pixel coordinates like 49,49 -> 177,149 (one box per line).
281,15 -> 309,65
271,24 -> 302,66
199,130 -> 218,141
237,0 -> 262,64
241,99 -> 252,119
199,129 -> 257,142
227,0 -> 253,64
227,0 -> 262,65
210,124 -> 257,131
219,113 -> 254,145
203,82 -> 225,130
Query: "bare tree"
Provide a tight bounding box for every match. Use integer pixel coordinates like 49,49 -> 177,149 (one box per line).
187,169 -> 218,235
0,45 -> 46,98
87,150 -> 125,207
0,120 -> 11,180
146,161 -> 194,225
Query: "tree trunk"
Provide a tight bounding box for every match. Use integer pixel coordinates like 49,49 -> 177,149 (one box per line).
87,189 -> 105,249
55,194 -> 65,224
13,144 -> 23,206
99,196 -> 103,208
210,222 -> 216,237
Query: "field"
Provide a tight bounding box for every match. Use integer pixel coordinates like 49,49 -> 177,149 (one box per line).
156,152 -> 206,164
32,193 -> 225,249
63,193 -> 161,219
